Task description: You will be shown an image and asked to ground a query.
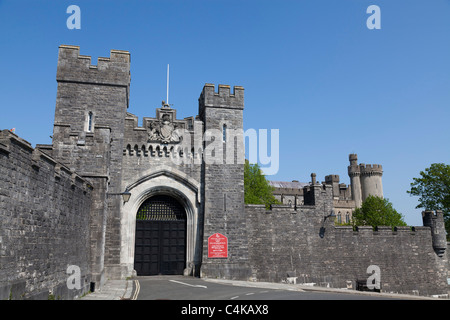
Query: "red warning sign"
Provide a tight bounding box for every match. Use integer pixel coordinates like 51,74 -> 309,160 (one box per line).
208,233 -> 228,258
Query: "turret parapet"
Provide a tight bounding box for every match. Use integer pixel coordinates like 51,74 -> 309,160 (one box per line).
359,163 -> 383,176
348,153 -> 383,176
325,175 -> 340,183
56,45 -> 131,88
349,153 -> 358,166
348,163 -> 361,177
348,153 -> 385,207
199,83 -> 244,110
422,210 -> 447,257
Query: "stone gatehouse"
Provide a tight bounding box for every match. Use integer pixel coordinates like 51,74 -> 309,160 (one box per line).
0,45 -> 448,299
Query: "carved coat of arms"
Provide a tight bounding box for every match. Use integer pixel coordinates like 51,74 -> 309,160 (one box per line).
148,113 -> 181,143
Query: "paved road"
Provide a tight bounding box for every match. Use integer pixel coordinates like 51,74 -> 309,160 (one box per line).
133,275 -> 395,300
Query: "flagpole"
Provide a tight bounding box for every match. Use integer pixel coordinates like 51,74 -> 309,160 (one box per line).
166,64 -> 170,105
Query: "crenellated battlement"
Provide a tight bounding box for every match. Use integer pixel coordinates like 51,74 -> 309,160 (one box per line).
123,110 -> 203,163
347,154 -> 384,206
349,153 -> 358,164
246,203 -> 435,239
337,225 -> 429,235
0,129 -> 93,193
124,111 -> 195,134
325,174 -> 340,183
56,45 -> 131,107
198,83 -> 244,110
359,163 -> 383,175
348,155 -> 383,176
348,164 -> 360,176
57,45 -> 130,70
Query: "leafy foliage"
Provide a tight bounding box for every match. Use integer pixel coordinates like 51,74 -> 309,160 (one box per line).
407,163 -> 450,238
352,196 -> 407,228
244,161 -> 280,209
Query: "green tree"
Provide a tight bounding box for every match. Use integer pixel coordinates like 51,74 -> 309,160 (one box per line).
407,163 -> 450,238
352,196 -> 407,228
244,161 -> 280,209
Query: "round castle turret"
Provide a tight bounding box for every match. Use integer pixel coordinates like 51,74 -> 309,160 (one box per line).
348,154 -> 362,208
359,163 -> 383,201
422,210 -> 447,257
348,154 -> 383,208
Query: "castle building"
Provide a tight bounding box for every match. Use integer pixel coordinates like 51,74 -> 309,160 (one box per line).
0,45 -> 448,299
41,45 -> 248,281
271,154 -> 383,224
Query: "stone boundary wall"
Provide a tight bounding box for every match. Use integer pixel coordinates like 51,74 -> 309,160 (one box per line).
245,204 -> 449,297
0,130 -> 92,300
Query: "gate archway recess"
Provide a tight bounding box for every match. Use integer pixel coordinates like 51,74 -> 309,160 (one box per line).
134,195 -> 187,276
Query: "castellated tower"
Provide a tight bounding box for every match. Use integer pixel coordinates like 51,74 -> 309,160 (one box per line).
51,45 -> 131,283
348,154 -> 363,208
359,163 -> 383,201
198,84 -> 250,280
348,153 -> 383,208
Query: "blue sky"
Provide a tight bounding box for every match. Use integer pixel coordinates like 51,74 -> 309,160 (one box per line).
1,0 -> 449,226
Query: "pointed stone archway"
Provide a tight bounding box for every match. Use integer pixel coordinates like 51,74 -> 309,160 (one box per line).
119,168 -> 202,278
